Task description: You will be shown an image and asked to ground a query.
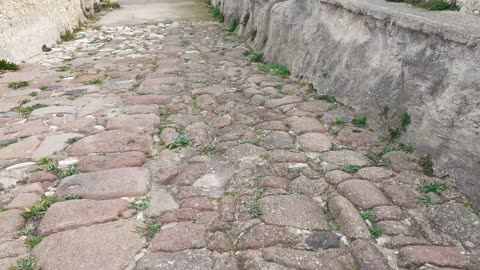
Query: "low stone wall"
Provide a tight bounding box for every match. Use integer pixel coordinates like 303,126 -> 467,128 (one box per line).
0,0 -> 99,63
213,0 -> 480,206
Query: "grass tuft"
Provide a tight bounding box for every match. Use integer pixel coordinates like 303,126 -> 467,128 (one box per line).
0,59 -> 20,71
227,18 -> 240,32
25,236 -> 43,249
360,210 -> 376,221
419,155 -> 434,176
135,221 -> 162,238
417,180 -> 447,195
130,197 -> 151,212
8,81 -> 29,90
369,226 -> 384,238
259,63 -> 289,78
9,256 -> 37,270
352,114 -> 367,128
22,196 -> 56,219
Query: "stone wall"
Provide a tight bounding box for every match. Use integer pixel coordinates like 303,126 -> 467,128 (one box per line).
0,0 -> 99,63
212,0 -> 480,206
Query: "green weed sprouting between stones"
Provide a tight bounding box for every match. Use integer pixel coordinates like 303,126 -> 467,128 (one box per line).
14,103 -> 48,117
22,196 -> 56,219
135,221 -> 162,238
369,226 -> 384,238
249,187 -> 264,218
360,210 -> 376,221
0,59 -> 19,71
8,81 -> 29,90
417,180 -> 447,195
201,144 -> 217,155
418,194 -> 435,208
25,236 -> 43,249
419,155 -> 434,176
227,18 -> 240,32
242,12 -> 250,26
36,157 -> 53,165
66,137 -> 82,144
352,114 -> 367,128
332,119 -> 346,125
167,135 -> 191,149
341,165 -> 362,173
313,93 -> 337,103
401,112 -> 411,129
259,63 -> 289,78
9,256 -> 37,270
130,196 -> 151,212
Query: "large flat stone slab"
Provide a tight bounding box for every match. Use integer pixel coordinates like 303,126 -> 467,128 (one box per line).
150,222 -> 206,252
0,136 -> 40,160
66,130 -> 152,156
33,219 -> 144,270
106,114 -> 160,133
135,249 -> 212,270
77,151 -> 146,172
32,133 -> 83,160
259,195 -> 329,230
38,199 -> 130,235
0,210 -> 24,242
56,168 -> 150,200
338,179 -> 390,209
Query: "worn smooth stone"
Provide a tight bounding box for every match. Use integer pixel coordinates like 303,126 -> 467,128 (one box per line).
38,199 -> 130,235
145,186 -> 179,217
259,194 -> 328,230
320,150 -> 371,170
297,133 -> 332,152
67,130 -> 152,156
56,168 -> 150,200
135,249 -> 212,270
106,114 -> 160,133
305,231 -> 341,250
32,219 -> 144,270
236,224 -> 299,250
286,116 -> 327,134
32,133 -> 83,160
263,131 -> 294,149
0,136 -> 41,160
351,239 -> 392,270
6,192 -> 41,210
328,195 -> 370,239
356,167 -> 395,182
150,222 -> 206,252
262,247 -> 344,270
0,210 -> 24,241
77,151 -> 146,172
30,106 -> 76,116
338,179 -> 390,209
124,95 -> 171,105
398,246 -> 468,269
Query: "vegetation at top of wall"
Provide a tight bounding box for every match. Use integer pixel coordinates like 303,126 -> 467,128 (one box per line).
227,18 -> 240,32
99,0 -> 121,9
0,59 -> 20,71
209,5 -> 224,22
394,0 -> 460,11
242,12 -> 250,26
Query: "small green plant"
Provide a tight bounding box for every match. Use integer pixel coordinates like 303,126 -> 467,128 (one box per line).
382,144 -> 398,154
352,114 -> 367,128
36,157 -> 53,165
367,150 -> 382,163
56,66 -> 70,72
100,0 -> 121,9
0,183 -> 4,192
330,144 -> 350,151
66,137 -> 82,144
417,180 -> 447,195
332,119 -> 346,125
25,236 -> 43,249
87,79 -> 102,85
62,164 -> 79,177
0,59 -> 19,71
14,103 -> 48,117
167,135 -> 191,149
259,100 -> 267,106
135,221 -> 162,238
201,144 -> 217,155
18,227 -> 35,236
419,155 -> 434,176
60,30 -> 76,42
130,196 -> 151,212
0,206 -> 6,212
259,63 -> 289,78
418,194 -> 435,208
9,256 -> 37,270
8,81 -> 29,89
369,226 -> 384,238
39,85 -> 49,91
250,53 -> 263,63
360,210 -> 376,221
273,84 -> 283,90
29,92 -> 38,97
401,112 -> 411,129
249,202 -> 263,218
45,164 -> 78,178
425,0 -> 459,10
63,194 -> 82,200
325,210 -> 340,231
242,12 -> 250,26
209,6 -> 224,22
341,165 -> 362,173
22,196 -> 56,219
398,143 -> 414,153
250,28 -> 257,40
313,93 -> 336,103
242,50 -> 253,56
227,18 -> 240,32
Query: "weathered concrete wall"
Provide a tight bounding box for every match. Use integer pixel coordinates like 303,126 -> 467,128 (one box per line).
0,0 -> 99,63
213,0 -> 480,206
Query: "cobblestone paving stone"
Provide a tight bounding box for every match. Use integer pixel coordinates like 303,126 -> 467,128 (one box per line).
1,18 -> 480,270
